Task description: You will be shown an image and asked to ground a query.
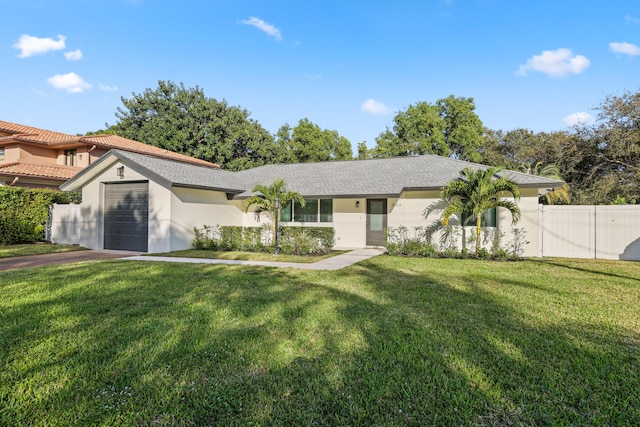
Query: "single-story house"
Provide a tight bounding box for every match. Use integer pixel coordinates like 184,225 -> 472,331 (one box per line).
54,150 -> 563,256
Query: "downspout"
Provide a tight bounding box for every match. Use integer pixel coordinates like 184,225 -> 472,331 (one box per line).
87,145 -> 97,165
9,176 -> 19,186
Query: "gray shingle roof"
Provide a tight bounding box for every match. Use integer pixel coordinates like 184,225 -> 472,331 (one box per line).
62,150 -> 564,197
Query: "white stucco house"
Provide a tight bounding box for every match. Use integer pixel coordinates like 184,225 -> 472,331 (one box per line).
53,150 -> 563,256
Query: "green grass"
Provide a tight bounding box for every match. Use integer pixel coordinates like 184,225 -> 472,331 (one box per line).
0,243 -> 86,258
152,249 -> 348,263
1,256 -> 639,425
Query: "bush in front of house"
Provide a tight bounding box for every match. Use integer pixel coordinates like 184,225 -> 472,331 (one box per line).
279,227 -> 335,255
385,225 -> 528,260
192,225 -> 335,255
0,186 -> 81,245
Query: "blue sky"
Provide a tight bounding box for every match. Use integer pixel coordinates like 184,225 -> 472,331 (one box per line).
2,0 -> 639,151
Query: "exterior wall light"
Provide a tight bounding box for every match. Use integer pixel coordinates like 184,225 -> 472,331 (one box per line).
355,200 -> 360,208
116,166 -> 125,178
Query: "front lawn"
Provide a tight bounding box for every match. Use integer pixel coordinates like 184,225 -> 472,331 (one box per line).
1,257 -> 639,425
0,243 -> 85,258
152,249 -> 348,263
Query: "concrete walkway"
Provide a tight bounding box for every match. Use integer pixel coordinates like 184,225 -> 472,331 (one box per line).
124,248 -> 385,271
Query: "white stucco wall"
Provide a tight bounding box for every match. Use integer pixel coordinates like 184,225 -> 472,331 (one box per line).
332,198 -> 366,249
170,187 -> 244,251
58,160 -> 174,252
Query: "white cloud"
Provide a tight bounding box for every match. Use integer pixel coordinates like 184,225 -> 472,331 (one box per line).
361,99 -> 391,115
98,83 -> 118,91
241,17 -> 283,41
47,72 -> 91,93
64,49 -> 83,61
13,34 -> 66,58
625,14 -> 640,24
517,48 -> 590,77
609,41 -> 640,57
563,112 -> 595,127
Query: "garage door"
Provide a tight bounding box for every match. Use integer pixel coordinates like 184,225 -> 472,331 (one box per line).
104,182 -> 149,252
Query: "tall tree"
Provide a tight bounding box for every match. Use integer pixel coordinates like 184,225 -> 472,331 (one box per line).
372,96 -> 484,161
373,102 -> 447,157
243,179 -> 305,244
590,89 -> 640,203
440,167 -> 521,254
437,95 -> 485,162
276,118 -> 353,163
106,80 -> 282,171
357,141 -> 371,160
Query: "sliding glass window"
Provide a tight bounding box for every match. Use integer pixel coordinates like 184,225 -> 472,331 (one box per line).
281,199 -> 333,223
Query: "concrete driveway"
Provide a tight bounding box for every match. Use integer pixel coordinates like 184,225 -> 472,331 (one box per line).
0,250 -> 139,271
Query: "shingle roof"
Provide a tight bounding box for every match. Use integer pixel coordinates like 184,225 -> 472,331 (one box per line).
63,149 -> 564,197
0,120 -> 219,169
0,162 -> 81,180
233,155 -> 564,197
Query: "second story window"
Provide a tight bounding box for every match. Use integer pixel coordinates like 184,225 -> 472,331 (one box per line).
0,147 -> 4,161
64,149 -> 77,166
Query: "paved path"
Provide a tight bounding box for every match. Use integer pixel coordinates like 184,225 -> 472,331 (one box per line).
0,250 -> 139,271
124,248 -> 385,270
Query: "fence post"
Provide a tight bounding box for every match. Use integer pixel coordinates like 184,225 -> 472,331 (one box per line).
45,204 -> 55,242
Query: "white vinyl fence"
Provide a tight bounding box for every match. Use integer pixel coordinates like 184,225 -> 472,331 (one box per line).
539,205 -> 640,260
49,203 -> 85,246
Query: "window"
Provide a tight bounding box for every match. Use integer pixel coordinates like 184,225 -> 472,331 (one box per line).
461,208 -> 497,227
64,149 -> 77,166
281,199 -> 333,223
0,148 -> 4,161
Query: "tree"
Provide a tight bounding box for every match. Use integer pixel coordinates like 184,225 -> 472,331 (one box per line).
243,179 -> 305,244
440,167 -> 521,254
357,142 -> 370,160
521,162 -> 570,205
276,118 -> 353,163
106,80 -> 282,171
589,89 -> 640,204
372,96 -> 484,161
437,95 -> 485,162
373,102 -> 447,157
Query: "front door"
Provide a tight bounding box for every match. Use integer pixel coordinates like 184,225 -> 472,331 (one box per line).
366,199 -> 387,246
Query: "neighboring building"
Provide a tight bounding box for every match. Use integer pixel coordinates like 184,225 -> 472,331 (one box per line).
54,149 -> 563,256
0,120 -> 218,188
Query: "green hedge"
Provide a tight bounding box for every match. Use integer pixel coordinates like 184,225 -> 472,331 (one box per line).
193,225 -> 335,255
0,187 -> 81,245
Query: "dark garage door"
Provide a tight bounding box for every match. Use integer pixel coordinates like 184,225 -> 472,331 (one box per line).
104,182 -> 149,252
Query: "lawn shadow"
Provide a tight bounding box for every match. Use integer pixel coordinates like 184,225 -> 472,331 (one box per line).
530,257 -> 640,283
1,258 -> 639,425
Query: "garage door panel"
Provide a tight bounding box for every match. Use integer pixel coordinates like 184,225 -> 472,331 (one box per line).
104,182 -> 148,252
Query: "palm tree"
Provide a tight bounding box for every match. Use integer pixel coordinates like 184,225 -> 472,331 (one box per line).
440,167 -> 521,254
243,179 -> 305,244
521,162 -> 570,205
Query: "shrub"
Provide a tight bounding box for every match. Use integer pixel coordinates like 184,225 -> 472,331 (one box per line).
0,187 -> 81,245
192,225 -> 334,255
385,224 -> 528,261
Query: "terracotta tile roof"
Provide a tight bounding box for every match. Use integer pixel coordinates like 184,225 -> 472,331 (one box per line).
0,121 -> 78,144
79,134 -> 217,168
0,162 -> 81,180
0,120 -> 219,169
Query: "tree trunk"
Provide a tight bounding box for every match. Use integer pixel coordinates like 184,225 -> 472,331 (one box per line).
476,215 -> 482,254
